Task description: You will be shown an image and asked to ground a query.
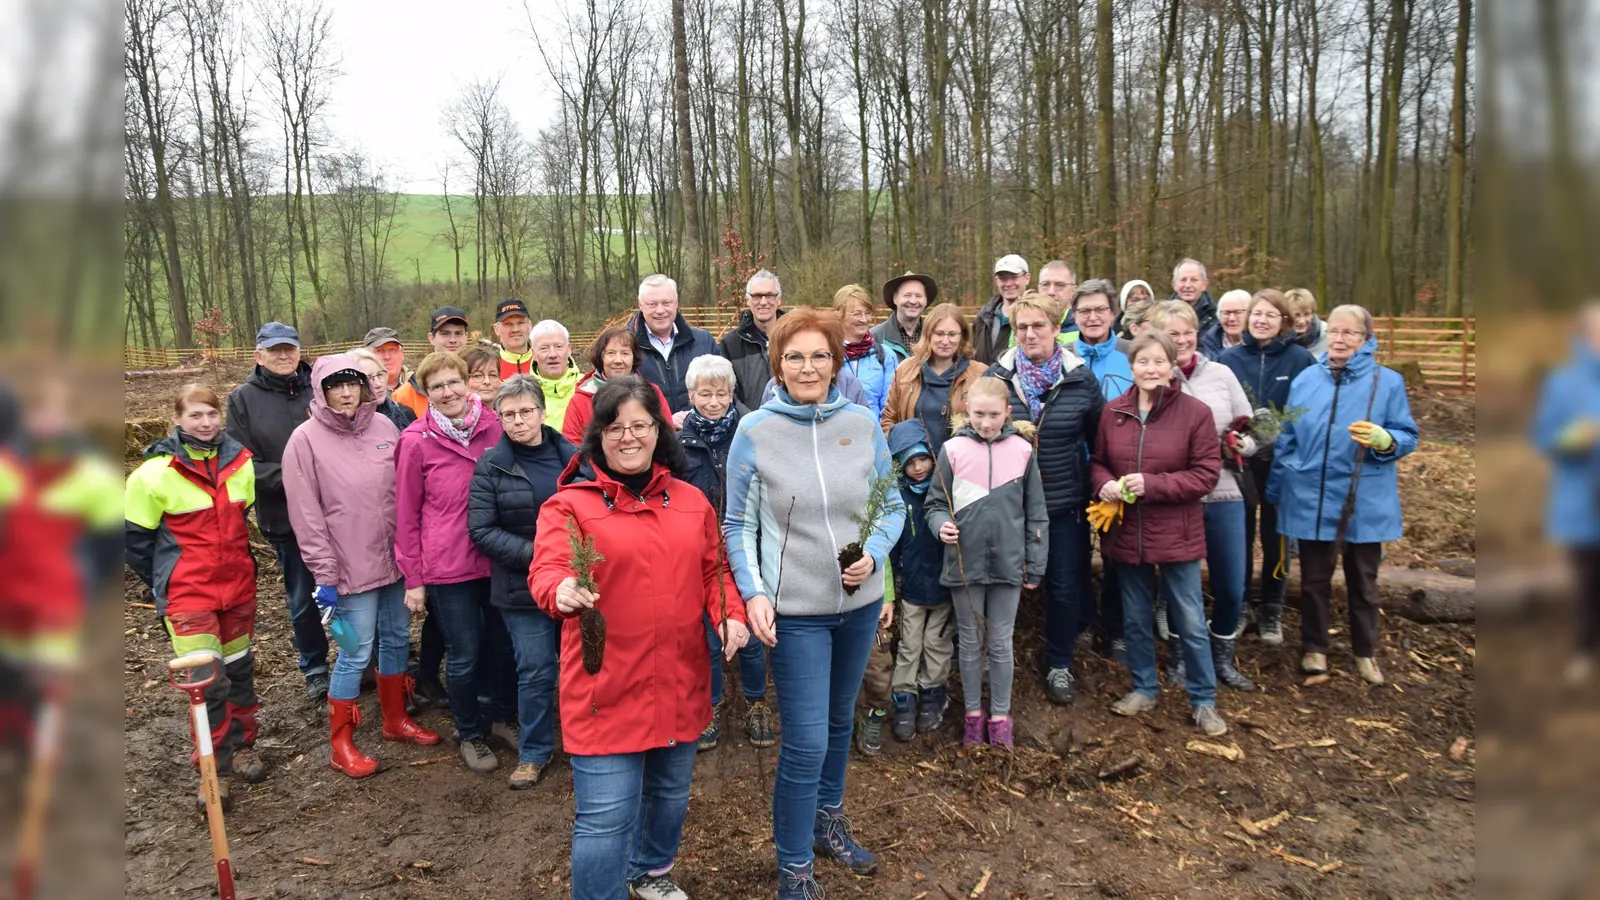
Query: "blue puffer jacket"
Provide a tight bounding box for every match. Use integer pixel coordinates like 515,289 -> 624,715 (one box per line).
841,342 -> 905,419
1218,333 -> 1317,414
1534,337 -> 1600,545
1266,335 -> 1418,544
886,420 -> 944,606
1072,335 -> 1134,400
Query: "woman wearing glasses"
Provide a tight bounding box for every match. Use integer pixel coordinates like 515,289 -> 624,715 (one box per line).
1218,290 -> 1316,647
462,347 -> 505,405
467,375 -> 578,791
723,308 -> 906,899
880,303 -> 988,459
395,351 -> 510,776
529,376 -> 748,900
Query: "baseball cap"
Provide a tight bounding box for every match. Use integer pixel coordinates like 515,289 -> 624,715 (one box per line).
256,322 -> 300,348
430,306 -> 469,333
495,299 -> 530,322
363,326 -> 402,349
993,254 -> 1030,275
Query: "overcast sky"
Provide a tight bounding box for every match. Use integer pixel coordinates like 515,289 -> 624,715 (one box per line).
320,0 -> 560,193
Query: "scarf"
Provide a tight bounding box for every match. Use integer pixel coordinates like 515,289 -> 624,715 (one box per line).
1178,356 -> 1200,380
1016,347 -> 1064,420
685,405 -> 740,446
177,429 -> 221,453
844,333 -> 876,361
429,393 -> 483,447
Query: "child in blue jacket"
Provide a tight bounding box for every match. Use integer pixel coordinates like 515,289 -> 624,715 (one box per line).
885,420 -> 952,741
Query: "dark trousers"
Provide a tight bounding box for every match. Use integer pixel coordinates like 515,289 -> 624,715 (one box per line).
1569,546 -> 1600,654
1042,512 -> 1091,670
1242,457 -> 1287,609
418,591 -> 445,687
1297,540 -> 1383,657
270,534 -> 329,680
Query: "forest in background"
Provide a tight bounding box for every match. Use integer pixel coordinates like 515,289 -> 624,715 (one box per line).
125,0 -> 1476,349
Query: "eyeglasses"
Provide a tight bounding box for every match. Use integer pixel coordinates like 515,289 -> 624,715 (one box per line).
427,378 -> 465,394
1219,309 -> 1247,318
692,389 -> 732,401
1165,330 -> 1197,340
1328,328 -> 1365,340
602,421 -> 657,441
781,351 -> 834,369
1249,310 -> 1283,321
1075,305 -> 1112,318
748,292 -> 779,302
499,407 -> 543,421
469,372 -> 499,385
1015,322 -> 1054,333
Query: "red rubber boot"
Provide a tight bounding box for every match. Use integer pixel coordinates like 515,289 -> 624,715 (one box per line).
378,674 -> 441,746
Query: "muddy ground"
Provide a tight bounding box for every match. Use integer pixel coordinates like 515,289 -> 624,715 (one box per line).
120,365 -> 1476,898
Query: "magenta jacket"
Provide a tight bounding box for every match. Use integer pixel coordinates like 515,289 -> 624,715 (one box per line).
394,394 -> 504,589
284,354 -> 405,596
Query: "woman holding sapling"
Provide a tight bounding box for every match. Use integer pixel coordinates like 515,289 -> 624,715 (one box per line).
529,375 -> 748,900
723,307 -> 906,899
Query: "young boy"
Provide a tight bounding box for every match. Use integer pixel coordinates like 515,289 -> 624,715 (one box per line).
886,419 -> 953,741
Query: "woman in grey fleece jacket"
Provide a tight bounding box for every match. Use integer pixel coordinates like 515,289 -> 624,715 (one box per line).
722,308 -> 906,897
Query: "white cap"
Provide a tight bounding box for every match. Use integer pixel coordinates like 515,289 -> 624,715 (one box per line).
993,254 -> 1029,275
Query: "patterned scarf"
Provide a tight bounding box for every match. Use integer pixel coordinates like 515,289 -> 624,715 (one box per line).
685,405 -> 740,446
429,393 -> 483,447
1016,347 -> 1064,421
843,332 -> 876,361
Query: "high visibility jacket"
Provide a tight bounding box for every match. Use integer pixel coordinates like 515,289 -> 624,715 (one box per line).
0,450 -> 123,630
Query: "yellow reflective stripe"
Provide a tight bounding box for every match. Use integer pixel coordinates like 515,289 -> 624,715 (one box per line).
221,633 -> 252,661
124,454 -> 256,530
0,457 -> 21,508
40,455 -> 126,527
164,619 -> 224,660
0,630 -> 81,667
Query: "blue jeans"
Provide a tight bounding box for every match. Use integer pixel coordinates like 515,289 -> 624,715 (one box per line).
430,578 -> 504,741
706,615 -> 768,706
769,600 -> 880,868
570,741 -> 699,900
328,581 -> 408,701
1042,512 -> 1091,670
271,535 -> 328,680
1120,561 -> 1217,706
1164,501 -> 1247,637
500,607 -> 559,765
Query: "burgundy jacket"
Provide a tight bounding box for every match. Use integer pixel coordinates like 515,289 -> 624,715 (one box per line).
1089,385 -> 1221,566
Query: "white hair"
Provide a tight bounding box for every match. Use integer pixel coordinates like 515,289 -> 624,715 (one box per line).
685,353 -> 737,392
1173,258 -> 1208,282
530,319 -> 569,344
745,268 -> 781,297
1217,289 -> 1252,310
1326,304 -> 1375,339
638,273 -> 679,301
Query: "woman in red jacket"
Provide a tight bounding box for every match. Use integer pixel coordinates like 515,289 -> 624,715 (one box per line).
529,376 -> 749,900
1090,332 -> 1228,737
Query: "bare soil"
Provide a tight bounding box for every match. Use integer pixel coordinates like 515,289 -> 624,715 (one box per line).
121,369 -> 1475,898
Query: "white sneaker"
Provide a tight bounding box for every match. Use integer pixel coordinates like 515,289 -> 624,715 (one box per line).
630,874 -> 690,900
1355,656 -> 1385,685
1110,691 -> 1157,717
1300,652 -> 1327,675
1192,705 -> 1228,736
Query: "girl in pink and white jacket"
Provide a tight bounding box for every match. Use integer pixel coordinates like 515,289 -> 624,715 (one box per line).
924,378 -> 1049,749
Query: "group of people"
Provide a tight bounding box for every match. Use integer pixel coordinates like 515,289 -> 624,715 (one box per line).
125,253 -> 1420,900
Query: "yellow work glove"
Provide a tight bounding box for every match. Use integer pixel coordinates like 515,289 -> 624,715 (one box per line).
1347,420 -> 1394,453
1557,419 -> 1600,453
1086,498 -> 1124,533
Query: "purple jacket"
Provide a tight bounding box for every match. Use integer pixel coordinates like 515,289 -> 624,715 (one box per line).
284,354 -> 404,595
394,392 -> 504,588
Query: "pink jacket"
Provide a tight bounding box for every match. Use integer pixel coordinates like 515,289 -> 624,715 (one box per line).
283,354 -> 405,595
394,393 -> 504,588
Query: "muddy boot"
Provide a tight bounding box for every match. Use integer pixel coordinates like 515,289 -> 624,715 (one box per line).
1257,601 -> 1284,647
328,698 -> 378,779
855,708 -> 886,756
1210,631 -> 1257,693
890,692 -> 917,742
1164,638 -> 1186,687
378,674 -> 441,745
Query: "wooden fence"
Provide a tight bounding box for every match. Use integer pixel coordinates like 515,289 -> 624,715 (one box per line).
126,310 -> 1477,393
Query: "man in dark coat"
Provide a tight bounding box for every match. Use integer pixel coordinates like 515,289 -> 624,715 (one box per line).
225,322 -> 326,699
717,269 -> 785,412
1172,257 -> 1219,336
630,274 -> 717,413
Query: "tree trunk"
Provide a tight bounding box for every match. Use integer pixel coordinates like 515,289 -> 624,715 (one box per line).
1093,0 -> 1117,281
1144,0 -> 1180,273
671,0 -> 704,304
1444,0 -> 1470,317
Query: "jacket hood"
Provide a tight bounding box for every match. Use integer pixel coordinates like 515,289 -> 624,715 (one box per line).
556,454 -> 673,505
308,353 -> 378,433
248,359 -> 313,397
145,429 -> 248,469
1323,333 -> 1380,379
1119,280 -> 1154,308
887,419 -> 931,458
1076,334 -> 1122,362
759,384 -> 852,423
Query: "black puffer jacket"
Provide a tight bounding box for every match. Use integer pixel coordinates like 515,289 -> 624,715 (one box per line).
467,427 -> 579,609
225,362 -> 312,539
717,309 -> 783,413
986,347 -> 1105,515
677,410 -> 739,515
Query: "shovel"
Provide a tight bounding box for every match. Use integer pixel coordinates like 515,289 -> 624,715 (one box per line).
169,652 -> 254,900
9,677 -> 65,900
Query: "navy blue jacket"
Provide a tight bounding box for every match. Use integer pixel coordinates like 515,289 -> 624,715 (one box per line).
887,420 -> 944,606
1218,333 -> 1317,414
986,348 -> 1105,515
678,411 -> 738,516
630,310 -> 718,414
467,428 -> 579,609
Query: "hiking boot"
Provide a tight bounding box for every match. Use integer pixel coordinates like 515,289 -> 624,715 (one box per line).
488,719 -> 520,750
1110,691 -> 1157,717
987,716 -> 1013,749
1109,638 -> 1129,667
777,863 -> 828,899
813,806 -> 877,875
1044,667 -> 1076,705
194,777 -> 232,814
745,700 -> 776,748
508,761 -> 544,790
855,708 -> 886,756
1257,603 -> 1284,646
915,686 -> 947,734
1165,639 -> 1187,687
1210,633 -> 1258,693
305,671 -> 330,703
962,711 -> 985,747
230,747 -> 267,784
1355,656 -> 1385,685
412,676 -> 450,710
629,873 -> 690,900
1300,652 -> 1328,675
890,692 -> 917,742
459,737 -> 499,774
698,701 -> 723,752
1192,705 -> 1228,737
328,698 -> 378,779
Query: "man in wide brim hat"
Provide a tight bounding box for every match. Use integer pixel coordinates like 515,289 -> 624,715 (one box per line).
881,271 -> 939,309
873,272 -> 940,359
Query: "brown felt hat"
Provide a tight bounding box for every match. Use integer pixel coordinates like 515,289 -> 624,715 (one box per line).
881,272 -> 940,310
